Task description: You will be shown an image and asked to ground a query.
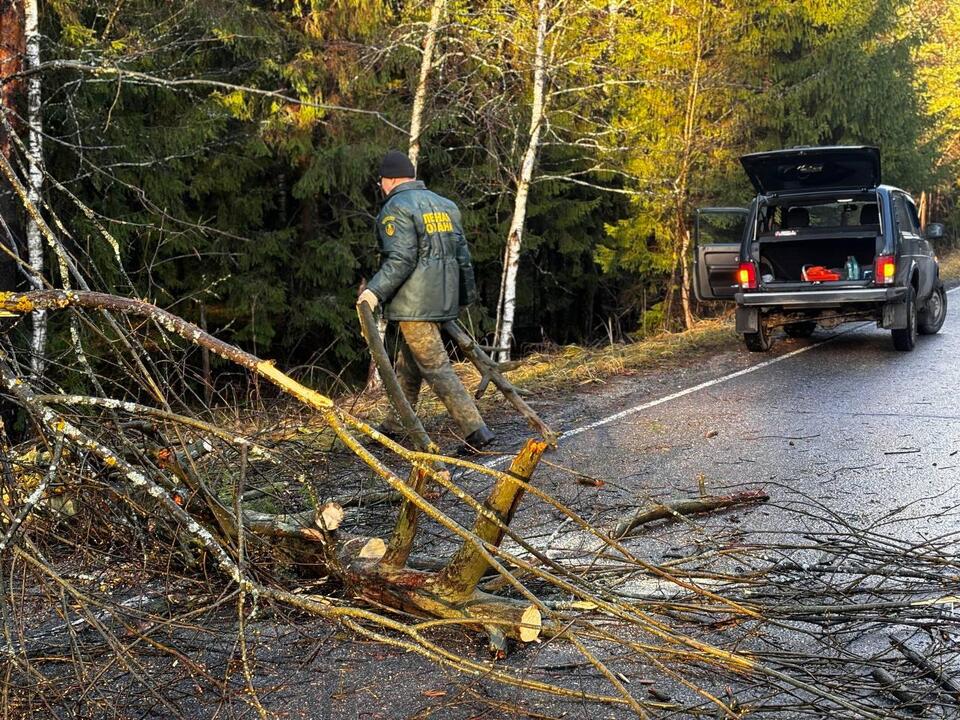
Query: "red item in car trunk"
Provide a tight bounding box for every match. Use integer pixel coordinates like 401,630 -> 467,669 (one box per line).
801,265 -> 841,282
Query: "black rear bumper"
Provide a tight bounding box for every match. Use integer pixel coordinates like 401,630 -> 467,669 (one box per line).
735,286 -> 906,308
734,286 -> 909,333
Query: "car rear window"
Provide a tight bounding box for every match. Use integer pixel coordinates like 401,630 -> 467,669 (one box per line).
758,198 -> 880,235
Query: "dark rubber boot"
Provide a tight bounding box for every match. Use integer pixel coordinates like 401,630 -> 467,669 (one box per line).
458,425 -> 495,455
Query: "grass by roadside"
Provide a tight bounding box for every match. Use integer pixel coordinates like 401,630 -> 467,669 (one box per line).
502,318 -> 735,393
940,247 -> 960,283
282,315 -> 738,445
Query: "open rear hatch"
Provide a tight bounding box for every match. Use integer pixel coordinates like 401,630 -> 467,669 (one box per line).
752,194 -> 883,287
740,146 -> 881,194
758,234 -> 879,285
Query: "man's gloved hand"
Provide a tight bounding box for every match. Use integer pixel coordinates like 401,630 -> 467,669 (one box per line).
357,289 -> 379,311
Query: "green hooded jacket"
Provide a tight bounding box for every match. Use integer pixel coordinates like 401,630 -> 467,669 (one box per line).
367,181 -> 478,322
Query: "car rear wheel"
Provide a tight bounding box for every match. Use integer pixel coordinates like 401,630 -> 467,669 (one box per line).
744,319 -> 773,352
918,283 -> 947,335
891,286 -> 918,351
784,321 -> 817,339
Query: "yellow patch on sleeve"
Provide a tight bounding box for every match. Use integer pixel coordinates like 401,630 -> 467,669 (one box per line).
380,215 -> 396,224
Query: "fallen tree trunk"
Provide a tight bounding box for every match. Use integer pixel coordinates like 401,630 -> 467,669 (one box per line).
193,442 -> 551,647
340,443 -> 549,651
870,667 -> 928,713
0,290 -> 556,647
0,289 -> 797,715
612,489 -> 770,539
434,440 -> 547,598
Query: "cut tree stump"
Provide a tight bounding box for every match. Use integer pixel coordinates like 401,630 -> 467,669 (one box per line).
315,502 -> 344,532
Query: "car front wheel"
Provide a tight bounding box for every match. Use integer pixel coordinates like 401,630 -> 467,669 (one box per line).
891,286 -> 918,351
918,283 -> 947,335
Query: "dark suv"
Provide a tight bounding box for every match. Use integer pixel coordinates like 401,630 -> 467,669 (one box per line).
693,146 -> 947,352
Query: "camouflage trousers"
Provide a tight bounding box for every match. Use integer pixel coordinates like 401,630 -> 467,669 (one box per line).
384,321 -> 485,437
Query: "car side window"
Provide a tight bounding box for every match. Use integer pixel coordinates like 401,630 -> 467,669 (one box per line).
893,194 -> 923,235
698,212 -> 746,244
905,199 -> 922,234
893,195 -> 910,232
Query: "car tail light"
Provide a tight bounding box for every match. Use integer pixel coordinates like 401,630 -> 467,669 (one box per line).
875,255 -> 895,285
737,262 -> 758,290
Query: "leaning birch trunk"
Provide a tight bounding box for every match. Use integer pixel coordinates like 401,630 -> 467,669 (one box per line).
24,0 -> 44,376
494,0 -> 548,363
407,0 -> 446,171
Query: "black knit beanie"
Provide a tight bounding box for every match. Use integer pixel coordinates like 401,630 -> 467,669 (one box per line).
379,150 -> 416,179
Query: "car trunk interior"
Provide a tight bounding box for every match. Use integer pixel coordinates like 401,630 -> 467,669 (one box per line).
757,234 -> 880,283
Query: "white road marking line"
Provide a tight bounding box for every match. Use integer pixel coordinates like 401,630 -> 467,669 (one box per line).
481,325 -> 855,469
558,330 -> 857,441
479,283 -> 960,469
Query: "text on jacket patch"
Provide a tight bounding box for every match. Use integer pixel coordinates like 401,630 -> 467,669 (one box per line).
423,212 -> 453,234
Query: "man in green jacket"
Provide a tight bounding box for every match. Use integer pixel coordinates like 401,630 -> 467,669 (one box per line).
357,150 -> 494,452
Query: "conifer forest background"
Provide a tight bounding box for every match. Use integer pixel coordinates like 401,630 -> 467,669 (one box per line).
1,0 -> 958,382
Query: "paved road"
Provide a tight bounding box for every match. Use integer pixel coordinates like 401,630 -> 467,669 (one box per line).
476,290 -> 960,718
526,288 -> 960,547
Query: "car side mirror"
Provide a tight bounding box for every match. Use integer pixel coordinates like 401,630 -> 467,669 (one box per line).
925,222 -> 945,240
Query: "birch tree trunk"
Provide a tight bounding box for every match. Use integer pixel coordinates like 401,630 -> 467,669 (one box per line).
408,0 -> 446,172
494,0 -> 548,363
25,0 -> 45,376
